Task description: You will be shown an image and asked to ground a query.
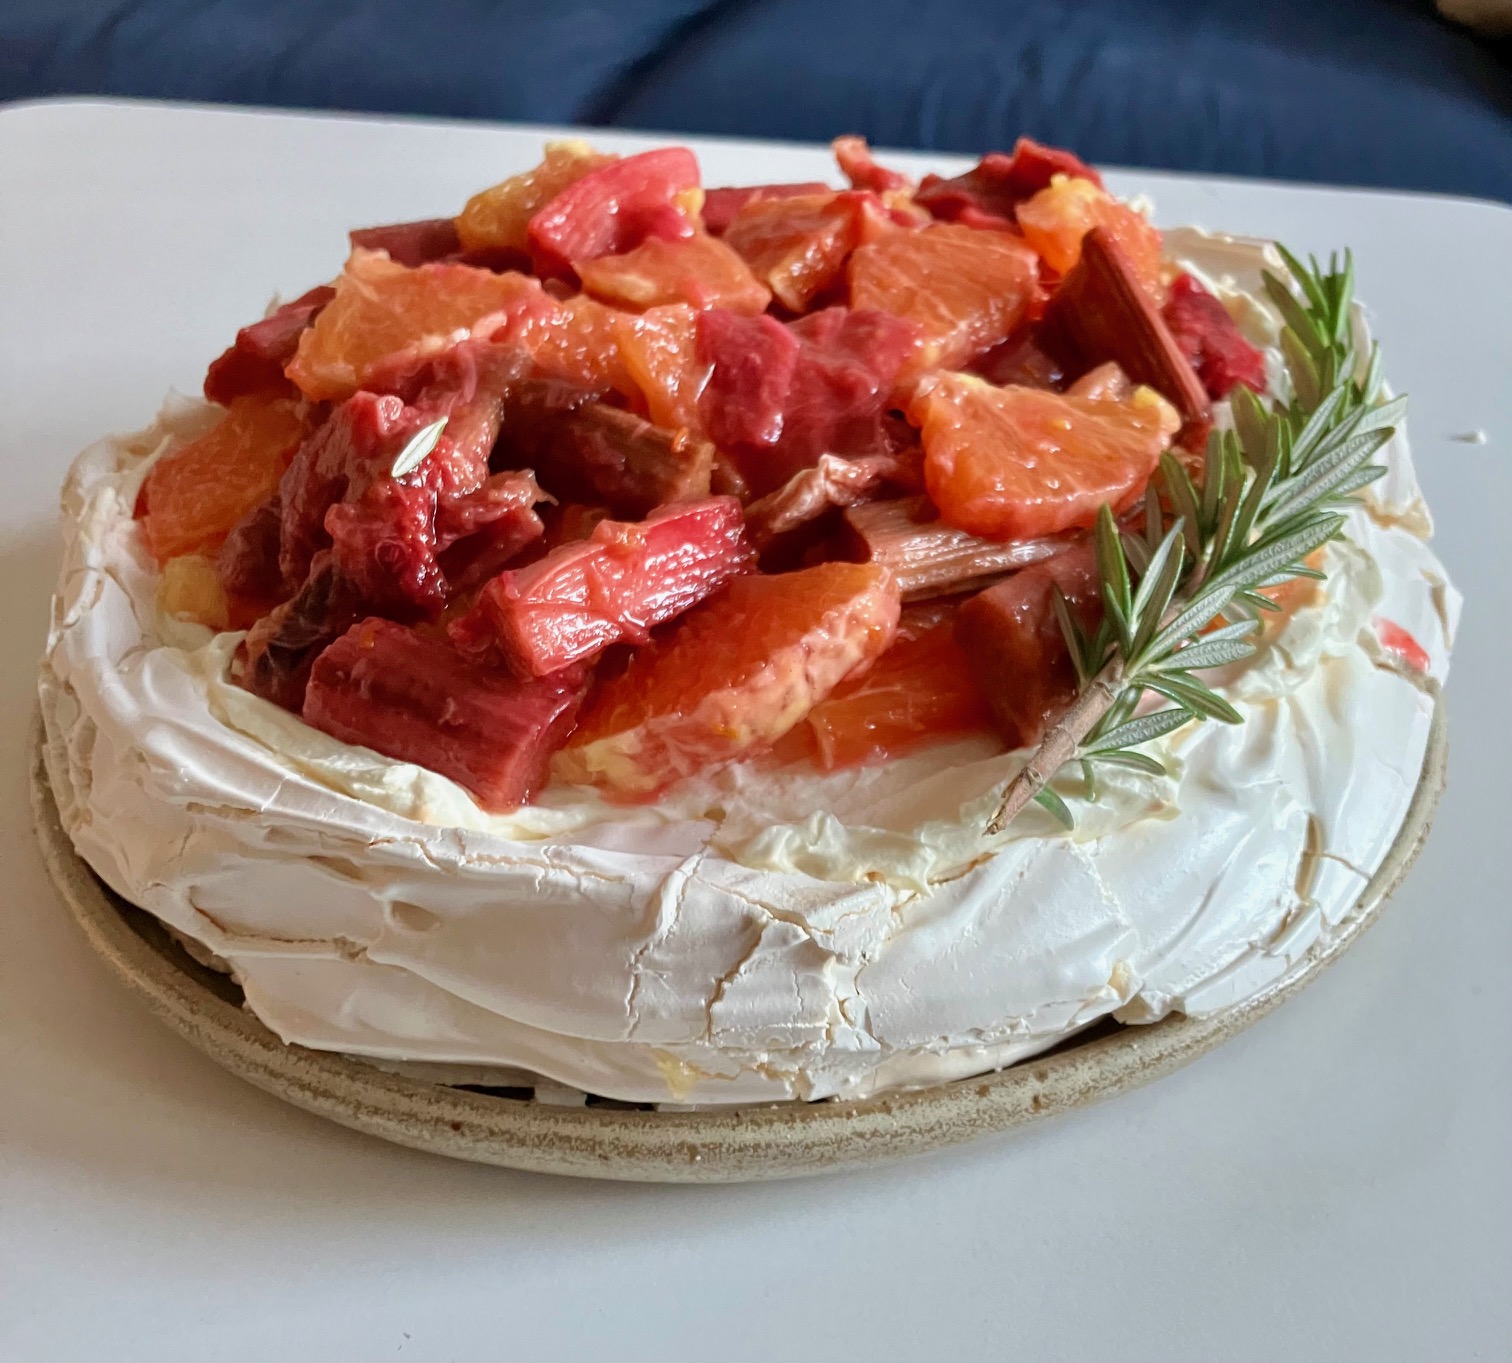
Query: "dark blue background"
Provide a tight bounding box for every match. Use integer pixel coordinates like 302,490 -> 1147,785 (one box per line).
4,0 -> 1510,200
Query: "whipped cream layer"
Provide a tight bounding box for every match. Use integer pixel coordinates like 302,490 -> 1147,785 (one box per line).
39,232 -> 1459,1105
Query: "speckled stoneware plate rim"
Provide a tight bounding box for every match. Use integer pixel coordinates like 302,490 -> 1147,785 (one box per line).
29,700 -> 1446,1183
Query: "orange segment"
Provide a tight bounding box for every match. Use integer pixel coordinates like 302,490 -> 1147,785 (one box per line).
1016,175 -> 1164,299
137,396 -> 308,563
788,622 -> 995,770
723,191 -> 880,312
557,561 -> 900,795
848,222 -> 1040,379
285,249 -> 544,402
913,374 -> 1179,540
509,291 -> 639,399
612,304 -> 710,434
455,140 -> 614,253
579,232 -> 771,315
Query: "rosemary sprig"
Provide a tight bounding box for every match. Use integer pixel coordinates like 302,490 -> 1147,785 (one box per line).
988,247 -> 1399,834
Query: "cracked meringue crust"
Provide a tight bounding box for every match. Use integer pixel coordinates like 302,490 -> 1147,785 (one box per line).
38,230 -> 1459,1106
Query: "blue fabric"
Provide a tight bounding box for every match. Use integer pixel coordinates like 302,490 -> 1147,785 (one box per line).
3,0 -> 1510,201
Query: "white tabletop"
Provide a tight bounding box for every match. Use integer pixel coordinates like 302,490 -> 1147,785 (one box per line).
1,99 -> 1508,1363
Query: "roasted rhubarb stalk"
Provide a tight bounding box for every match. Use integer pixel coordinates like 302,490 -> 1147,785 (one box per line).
843,496 -> 1073,599
744,452 -> 911,549
496,378 -> 715,516
303,619 -> 589,812
450,496 -> 755,677
1042,228 -> 1209,425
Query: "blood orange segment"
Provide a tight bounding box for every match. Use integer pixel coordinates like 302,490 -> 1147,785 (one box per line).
557,561 -> 901,795
449,497 -> 755,677
138,396 -> 309,563
578,232 -> 771,315
1016,176 -> 1164,299
527,147 -> 701,277
612,304 -> 711,434
848,222 -> 1040,379
790,621 -> 995,770
913,373 -> 1179,540
455,140 -> 615,254
303,618 -> 589,812
955,543 -> 1102,749
723,191 -> 884,312
286,249 -> 541,402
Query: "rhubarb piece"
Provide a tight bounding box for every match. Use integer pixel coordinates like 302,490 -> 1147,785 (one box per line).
137,396 -> 309,563
833,136 -> 910,193
848,222 -> 1040,379
278,391 -> 416,589
745,452 -> 912,550
915,139 -> 1102,230
973,326 -> 1066,389
700,182 -> 830,236
697,306 -> 921,495
1041,228 -> 1209,423
285,249 -> 542,402
723,190 -> 885,312
303,618 -> 589,812
325,476 -> 446,620
449,497 -> 754,678
235,554 -> 362,712
204,285 -> 336,405
348,217 -> 462,266
1017,176 -> 1164,299
557,561 -> 900,796
786,621 -> 995,770
1161,272 -> 1268,399
843,495 -> 1072,598
955,543 -> 1102,749
435,472 -> 548,593
456,140 -> 615,254
217,494 -> 286,609
578,232 -> 771,315
493,378 -> 715,516
914,373 -> 1180,541
527,147 -> 700,277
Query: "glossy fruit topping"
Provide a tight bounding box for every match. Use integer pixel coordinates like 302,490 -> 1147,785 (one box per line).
1161,272 -> 1269,399
303,618 -> 589,811
450,496 -> 754,678
456,140 -> 615,254
955,543 -> 1102,749
579,231 -> 771,315
557,561 -> 900,795
1016,175 -> 1164,299
527,147 -> 701,278
849,222 -> 1040,379
137,396 -> 309,563
914,373 -> 1179,540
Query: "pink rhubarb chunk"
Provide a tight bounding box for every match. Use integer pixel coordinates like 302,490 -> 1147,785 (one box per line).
303,618 -> 588,811
450,496 -> 755,678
